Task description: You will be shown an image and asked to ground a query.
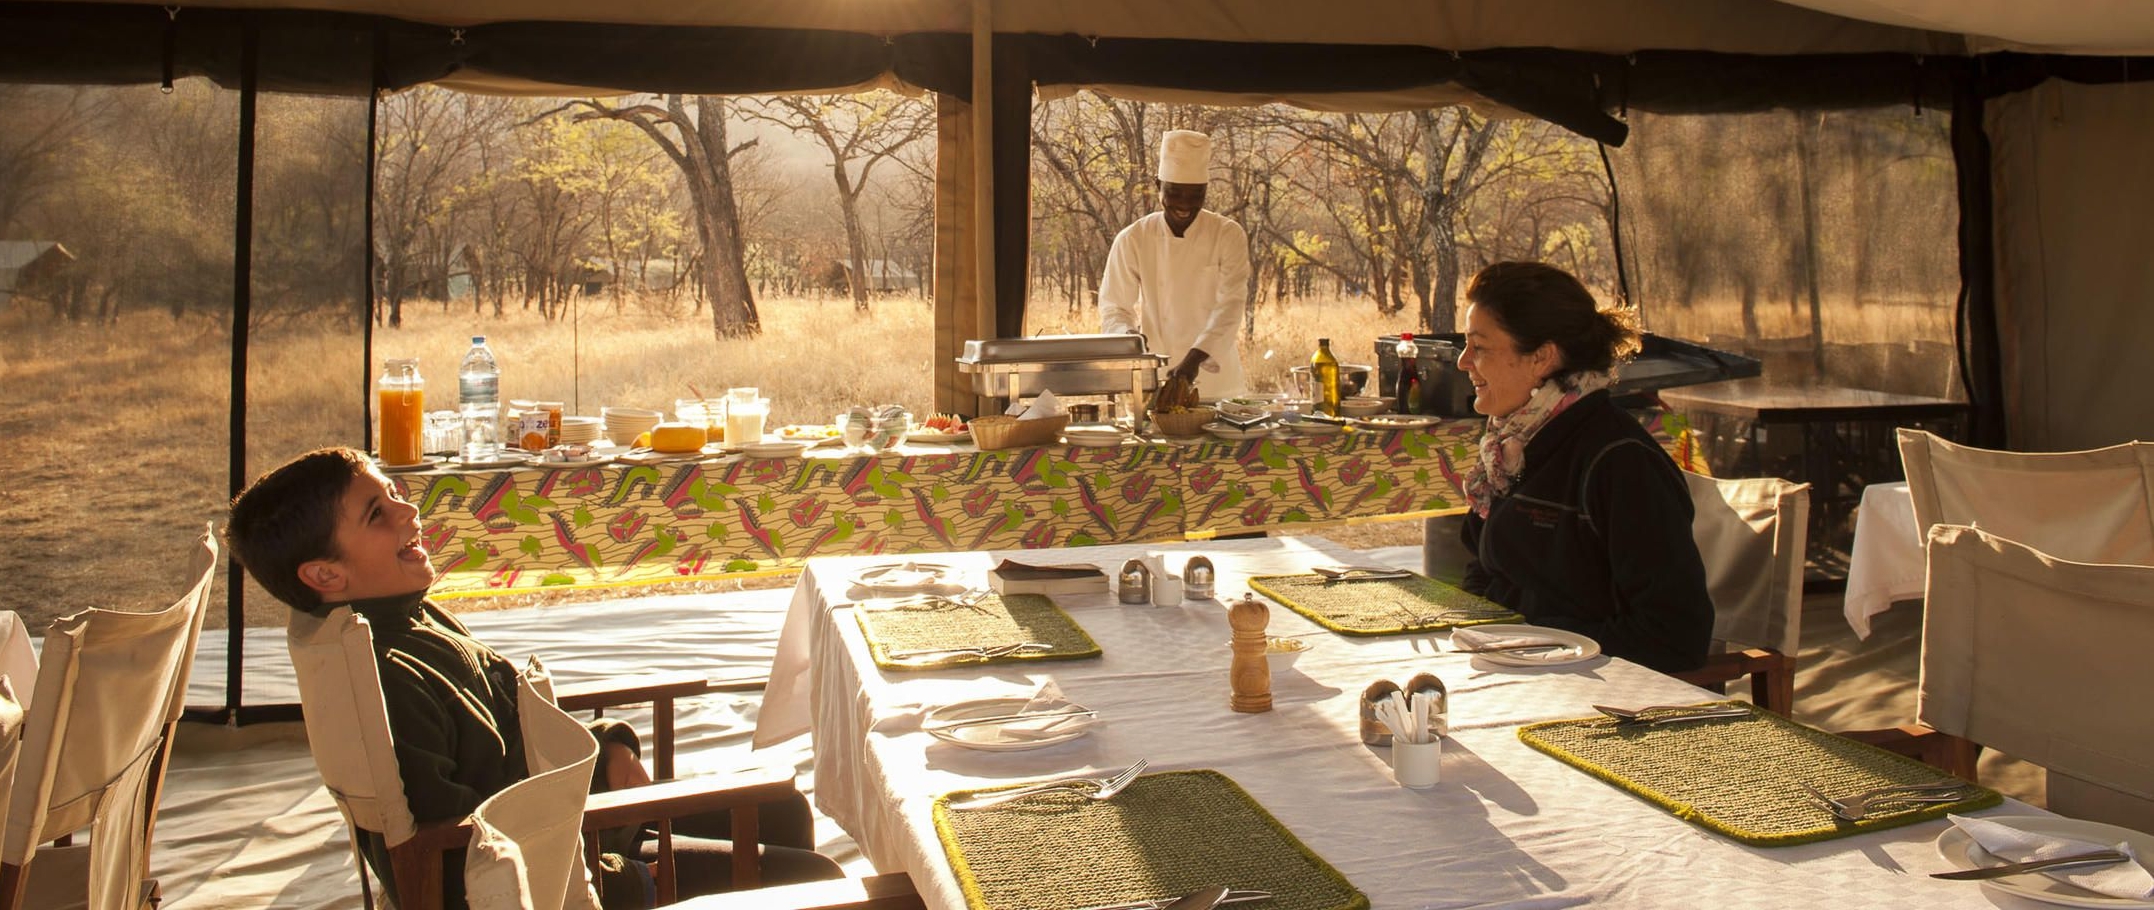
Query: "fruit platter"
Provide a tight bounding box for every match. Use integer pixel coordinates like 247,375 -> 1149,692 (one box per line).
908,412 -> 972,444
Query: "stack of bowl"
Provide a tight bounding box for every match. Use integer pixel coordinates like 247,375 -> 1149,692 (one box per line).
602,407 -> 664,445
558,416 -> 604,446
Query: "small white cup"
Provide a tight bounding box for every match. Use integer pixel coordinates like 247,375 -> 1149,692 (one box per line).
1151,573 -> 1184,606
1392,738 -> 1442,789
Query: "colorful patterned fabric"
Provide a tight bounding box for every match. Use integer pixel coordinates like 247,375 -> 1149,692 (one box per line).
406,418 -> 1700,597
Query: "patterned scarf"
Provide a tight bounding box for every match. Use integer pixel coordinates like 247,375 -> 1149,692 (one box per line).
1463,370 -> 1614,517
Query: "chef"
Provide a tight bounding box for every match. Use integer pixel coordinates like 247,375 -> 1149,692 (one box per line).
1099,129 -> 1253,403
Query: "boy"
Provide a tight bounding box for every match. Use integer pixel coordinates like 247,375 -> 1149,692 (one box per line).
226,447 -> 838,908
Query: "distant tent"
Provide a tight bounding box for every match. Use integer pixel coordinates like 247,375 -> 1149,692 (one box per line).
822,258 -> 923,295
0,241 -> 74,311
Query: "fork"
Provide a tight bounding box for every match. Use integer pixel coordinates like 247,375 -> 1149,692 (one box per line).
947,758 -> 1150,810
885,642 -> 1052,662
1072,889 -> 1274,910
1799,780 -> 1968,820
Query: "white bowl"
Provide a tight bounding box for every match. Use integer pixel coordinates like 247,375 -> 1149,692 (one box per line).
1340,396 -> 1391,417
1226,636 -> 1312,673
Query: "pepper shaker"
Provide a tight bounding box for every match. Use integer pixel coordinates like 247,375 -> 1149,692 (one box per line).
1183,555 -> 1216,600
1360,678 -> 1402,745
1117,558 -> 1152,605
1228,593 -> 1273,713
1406,672 -> 1449,738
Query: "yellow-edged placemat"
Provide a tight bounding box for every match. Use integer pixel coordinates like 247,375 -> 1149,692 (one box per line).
934,770 -> 1367,910
856,592 -> 1101,670
1518,702 -> 2001,846
1249,573 -> 1520,636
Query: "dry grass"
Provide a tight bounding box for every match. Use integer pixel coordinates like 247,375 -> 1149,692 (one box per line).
0,287 -> 1949,632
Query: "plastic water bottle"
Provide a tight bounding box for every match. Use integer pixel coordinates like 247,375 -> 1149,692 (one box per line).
1395,332 -> 1423,414
458,335 -> 501,463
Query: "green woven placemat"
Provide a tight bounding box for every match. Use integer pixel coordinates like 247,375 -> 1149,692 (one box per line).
1249,574 -> 1520,636
856,592 -> 1101,670
1518,702 -> 2002,846
934,770 -> 1367,910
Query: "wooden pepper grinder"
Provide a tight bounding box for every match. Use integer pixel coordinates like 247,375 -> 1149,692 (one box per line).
1229,593 -> 1273,713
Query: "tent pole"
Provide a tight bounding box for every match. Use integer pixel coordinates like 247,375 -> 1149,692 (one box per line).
1952,81 -> 2006,447
970,0 -> 996,336
213,18 -> 260,726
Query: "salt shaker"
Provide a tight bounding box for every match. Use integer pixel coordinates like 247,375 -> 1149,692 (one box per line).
1117,558 -> 1152,605
1406,672 -> 1449,738
1183,555 -> 1216,600
1360,679 -> 1402,745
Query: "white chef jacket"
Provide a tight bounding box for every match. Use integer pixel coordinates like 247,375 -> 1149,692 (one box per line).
1098,210 -> 1252,399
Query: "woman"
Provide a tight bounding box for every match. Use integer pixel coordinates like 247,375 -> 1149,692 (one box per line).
1455,261 -> 1713,673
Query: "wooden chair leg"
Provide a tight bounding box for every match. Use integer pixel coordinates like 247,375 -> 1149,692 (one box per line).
654,694 -> 676,781
0,861 -> 28,910
389,843 -> 446,910
731,803 -> 762,891
1843,725 -> 1983,780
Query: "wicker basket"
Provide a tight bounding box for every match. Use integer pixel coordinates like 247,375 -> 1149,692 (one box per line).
971,413 -> 1071,449
1152,406 -> 1218,438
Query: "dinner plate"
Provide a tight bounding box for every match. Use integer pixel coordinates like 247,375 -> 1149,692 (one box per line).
739,441 -> 811,459
1935,816 -> 2154,908
533,455 -> 615,470
924,697 -> 1094,751
1204,421 -> 1274,441
453,452 -> 535,470
1454,623 -> 1602,667
377,455 -> 445,473
908,429 -> 972,445
1273,419 -> 1345,437
1062,429 -> 1129,447
850,561 -> 957,592
1359,415 -> 1440,430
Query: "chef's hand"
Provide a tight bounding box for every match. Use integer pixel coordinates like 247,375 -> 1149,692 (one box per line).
1157,369 -> 1200,412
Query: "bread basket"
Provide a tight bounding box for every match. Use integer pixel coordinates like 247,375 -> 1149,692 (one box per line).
1151,406 -> 1217,438
970,413 -> 1071,449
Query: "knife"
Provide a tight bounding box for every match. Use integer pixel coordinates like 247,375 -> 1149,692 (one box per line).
1930,849 -> 2129,880
1452,641 -> 1570,653
1159,886 -> 1232,910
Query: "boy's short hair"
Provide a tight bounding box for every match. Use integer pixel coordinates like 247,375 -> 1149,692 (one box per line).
225,447 -> 372,611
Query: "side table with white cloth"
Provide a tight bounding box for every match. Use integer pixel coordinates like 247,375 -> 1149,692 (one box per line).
752,536 -> 2106,910
1845,481 -> 1925,638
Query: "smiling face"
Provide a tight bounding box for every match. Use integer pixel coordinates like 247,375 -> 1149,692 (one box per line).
1457,303 -> 1560,418
301,465 -> 435,603
1159,180 -> 1206,234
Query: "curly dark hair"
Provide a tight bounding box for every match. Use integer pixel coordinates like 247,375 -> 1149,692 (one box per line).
1465,261 -> 1641,374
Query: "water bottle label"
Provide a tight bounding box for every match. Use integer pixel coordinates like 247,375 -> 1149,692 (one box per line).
459,375 -> 498,403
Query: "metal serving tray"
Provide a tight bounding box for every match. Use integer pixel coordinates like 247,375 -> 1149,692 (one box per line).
956,334 -> 1168,399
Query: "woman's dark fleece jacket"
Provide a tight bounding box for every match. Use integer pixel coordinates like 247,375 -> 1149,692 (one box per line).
1459,389 -> 1714,673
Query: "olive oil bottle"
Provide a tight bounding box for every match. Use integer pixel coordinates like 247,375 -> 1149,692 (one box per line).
1311,337 -> 1342,416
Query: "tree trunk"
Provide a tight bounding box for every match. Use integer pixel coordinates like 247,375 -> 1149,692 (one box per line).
682,96 -> 760,338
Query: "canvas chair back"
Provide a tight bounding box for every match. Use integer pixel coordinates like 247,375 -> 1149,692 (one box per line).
2,525 -> 218,910
285,606 -> 418,848
1918,524 -> 2154,830
1898,428 -> 2154,565
1684,472 -> 1809,655
463,660 -> 602,910
0,613 -> 37,713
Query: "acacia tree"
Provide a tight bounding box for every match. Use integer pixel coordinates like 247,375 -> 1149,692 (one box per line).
745,92 -> 933,312
570,95 -> 762,338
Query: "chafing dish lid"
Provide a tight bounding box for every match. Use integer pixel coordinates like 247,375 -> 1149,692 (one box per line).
958,333 -> 1155,364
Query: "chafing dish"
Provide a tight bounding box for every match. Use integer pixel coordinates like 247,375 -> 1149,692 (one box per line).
956,334 -> 1170,430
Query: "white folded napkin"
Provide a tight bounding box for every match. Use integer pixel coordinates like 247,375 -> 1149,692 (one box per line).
1009,389 -> 1064,420
1450,627 -> 1565,652
997,680 -> 1096,741
863,561 -> 944,589
1947,814 -> 2154,899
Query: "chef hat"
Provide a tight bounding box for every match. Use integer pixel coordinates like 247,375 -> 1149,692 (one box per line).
1157,130 -> 1212,185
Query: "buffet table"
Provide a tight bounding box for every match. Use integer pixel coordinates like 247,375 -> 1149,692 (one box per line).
753,536 -> 2039,910
399,416 -> 1701,596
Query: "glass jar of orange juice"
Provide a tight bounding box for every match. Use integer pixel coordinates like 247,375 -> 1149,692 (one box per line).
378,358 -> 425,466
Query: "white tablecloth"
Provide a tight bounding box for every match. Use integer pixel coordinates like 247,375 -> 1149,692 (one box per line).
1845,482 -> 1926,639
756,536 -> 2034,910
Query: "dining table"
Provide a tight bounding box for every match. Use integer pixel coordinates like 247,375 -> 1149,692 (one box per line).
753,535 -> 2069,910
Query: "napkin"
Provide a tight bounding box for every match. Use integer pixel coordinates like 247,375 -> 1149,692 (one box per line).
999,680 -> 1097,741
1009,388 -> 1064,420
1450,627 -> 1566,652
1946,814 -> 2154,899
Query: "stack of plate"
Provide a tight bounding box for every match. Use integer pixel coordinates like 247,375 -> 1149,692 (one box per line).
558,416 -> 603,445
601,407 -> 664,444
1062,426 -> 1128,448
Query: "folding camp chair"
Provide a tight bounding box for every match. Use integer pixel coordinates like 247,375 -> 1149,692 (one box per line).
1898,427 -> 2154,564
0,524 -> 218,910
1669,472 -> 1809,715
